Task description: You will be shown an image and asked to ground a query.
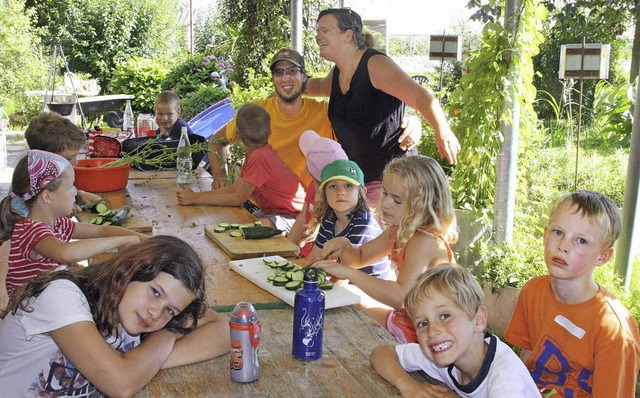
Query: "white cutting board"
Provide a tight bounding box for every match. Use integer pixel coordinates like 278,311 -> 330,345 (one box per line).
229,255 -> 361,309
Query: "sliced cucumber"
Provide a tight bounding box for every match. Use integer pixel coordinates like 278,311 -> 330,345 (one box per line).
290,270 -> 305,281
218,223 -> 230,230
230,231 -> 243,238
285,280 -> 302,291
319,282 -> 334,290
272,276 -> 289,286
213,226 -> 226,233
230,223 -> 240,229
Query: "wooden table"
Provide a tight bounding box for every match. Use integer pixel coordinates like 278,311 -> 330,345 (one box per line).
1,166 -> 402,396
135,306 -> 400,397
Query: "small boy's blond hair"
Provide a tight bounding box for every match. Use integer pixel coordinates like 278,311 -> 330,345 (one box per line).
235,103 -> 270,148
25,112 -> 86,153
405,264 -> 484,321
155,91 -> 181,110
549,190 -> 621,249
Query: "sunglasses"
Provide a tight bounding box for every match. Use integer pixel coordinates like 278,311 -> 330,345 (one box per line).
273,66 -> 302,78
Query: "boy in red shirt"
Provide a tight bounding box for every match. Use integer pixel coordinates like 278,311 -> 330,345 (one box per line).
176,103 -> 305,233
504,190 -> 640,397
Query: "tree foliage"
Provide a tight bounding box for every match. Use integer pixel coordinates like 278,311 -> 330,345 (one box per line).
532,0 -> 634,120
25,0 -> 186,90
448,0 -> 546,210
0,0 -> 46,115
201,0 -> 335,87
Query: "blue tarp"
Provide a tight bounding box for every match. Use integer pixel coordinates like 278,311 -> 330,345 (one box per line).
188,98 -> 234,141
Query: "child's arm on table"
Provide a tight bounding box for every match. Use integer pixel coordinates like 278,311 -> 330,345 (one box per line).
162,309 -> 230,368
51,321 -> 178,398
73,222 -> 148,241
176,178 -> 254,206
370,345 -> 454,398
34,230 -> 142,264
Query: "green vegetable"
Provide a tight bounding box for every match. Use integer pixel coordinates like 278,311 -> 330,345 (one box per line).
242,226 -> 283,240
110,206 -> 131,226
230,231 -> 243,238
213,227 -> 226,233
218,223 -> 230,230
93,202 -> 108,213
319,282 -> 334,290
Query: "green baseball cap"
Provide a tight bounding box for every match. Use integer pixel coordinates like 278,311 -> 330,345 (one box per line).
319,159 -> 364,189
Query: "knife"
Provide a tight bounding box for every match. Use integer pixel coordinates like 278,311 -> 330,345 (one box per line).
79,199 -> 105,210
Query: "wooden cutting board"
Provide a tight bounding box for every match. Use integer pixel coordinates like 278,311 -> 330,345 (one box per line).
229,255 -> 361,309
75,211 -> 153,233
205,226 -> 299,260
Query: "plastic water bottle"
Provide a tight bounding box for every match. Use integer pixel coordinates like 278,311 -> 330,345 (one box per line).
230,302 -> 261,383
136,113 -> 153,137
176,127 -> 193,186
292,267 -> 325,361
123,100 -> 135,135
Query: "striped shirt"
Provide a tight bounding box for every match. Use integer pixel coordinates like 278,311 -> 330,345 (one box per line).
315,209 -> 392,279
6,217 -> 75,296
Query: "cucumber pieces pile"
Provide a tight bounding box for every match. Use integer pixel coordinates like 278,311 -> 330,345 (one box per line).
213,221 -> 283,239
263,259 -> 334,291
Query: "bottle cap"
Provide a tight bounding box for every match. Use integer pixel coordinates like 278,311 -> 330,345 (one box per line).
230,302 -> 259,325
303,267 -> 319,282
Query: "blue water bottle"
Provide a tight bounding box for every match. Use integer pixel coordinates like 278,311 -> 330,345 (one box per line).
292,267 -> 325,360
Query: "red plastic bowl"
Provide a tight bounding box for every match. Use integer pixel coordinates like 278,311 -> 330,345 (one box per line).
74,158 -> 131,193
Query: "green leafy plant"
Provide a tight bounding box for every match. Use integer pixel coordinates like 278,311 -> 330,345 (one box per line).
589,80 -> 634,149
161,54 -> 233,100
180,86 -> 229,121
108,57 -> 168,113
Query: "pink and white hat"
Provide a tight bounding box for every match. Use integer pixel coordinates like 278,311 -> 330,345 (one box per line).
299,130 -> 347,182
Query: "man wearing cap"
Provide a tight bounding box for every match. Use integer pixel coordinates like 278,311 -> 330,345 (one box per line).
208,48 -> 333,189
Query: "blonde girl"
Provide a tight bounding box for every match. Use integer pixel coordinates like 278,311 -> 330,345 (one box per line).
306,159 -> 392,279
0,150 -> 147,295
317,155 -> 457,343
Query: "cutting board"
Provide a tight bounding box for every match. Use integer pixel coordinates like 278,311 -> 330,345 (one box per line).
229,255 -> 361,309
75,211 -> 153,233
205,226 -> 299,259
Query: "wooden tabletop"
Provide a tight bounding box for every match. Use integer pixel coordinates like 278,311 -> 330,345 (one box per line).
0,166 -> 402,396
134,306 -> 400,397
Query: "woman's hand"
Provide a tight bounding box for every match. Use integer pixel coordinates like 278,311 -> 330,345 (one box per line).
435,129 -> 460,165
397,115 -> 423,151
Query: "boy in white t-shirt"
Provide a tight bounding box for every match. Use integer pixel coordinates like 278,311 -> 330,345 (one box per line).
370,264 -> 540,397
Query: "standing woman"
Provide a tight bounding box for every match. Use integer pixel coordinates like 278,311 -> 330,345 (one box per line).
306,8 -> 460,203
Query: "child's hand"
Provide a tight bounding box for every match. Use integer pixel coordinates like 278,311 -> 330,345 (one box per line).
211,177 -> 229,190
78,190 -> 102,205
315,259 -> 351,280
319,236 -> 351,261
176,186 -> 197,205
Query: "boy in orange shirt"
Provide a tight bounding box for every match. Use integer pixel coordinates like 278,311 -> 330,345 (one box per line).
504,190 -> 640,397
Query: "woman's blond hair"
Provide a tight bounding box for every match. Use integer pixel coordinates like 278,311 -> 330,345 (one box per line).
384,155 -> 457,250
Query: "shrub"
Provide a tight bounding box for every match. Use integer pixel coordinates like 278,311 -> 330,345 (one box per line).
180,86 -> 229,121
108,57 -> 168,113
161,54 -> 234,100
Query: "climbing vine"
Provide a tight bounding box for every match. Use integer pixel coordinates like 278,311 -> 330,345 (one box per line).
446,0 -> 546,210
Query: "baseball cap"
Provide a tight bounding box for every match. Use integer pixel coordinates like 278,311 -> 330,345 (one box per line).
319,159 -> 364,190
270,49 -> 305,71
299,130 -> 347,181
